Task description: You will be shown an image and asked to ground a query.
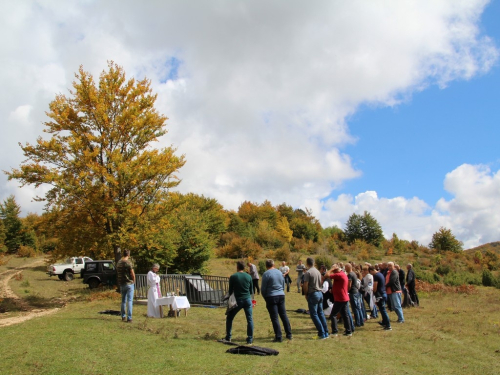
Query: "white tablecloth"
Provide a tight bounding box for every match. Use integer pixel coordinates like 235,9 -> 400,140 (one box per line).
155,296 -> 190,310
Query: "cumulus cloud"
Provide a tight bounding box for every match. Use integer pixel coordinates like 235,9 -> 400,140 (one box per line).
317,164 -> 500,249
0,1 -> 498,247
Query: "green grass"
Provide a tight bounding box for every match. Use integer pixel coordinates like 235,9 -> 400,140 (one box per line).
1,258 -> 500,374
0,254 -> 40,273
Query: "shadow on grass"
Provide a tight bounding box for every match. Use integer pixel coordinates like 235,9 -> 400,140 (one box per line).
0,294 -> 65,313
33,265 -> 49,273
24,294 -> 66,309
0,297 -> 29,313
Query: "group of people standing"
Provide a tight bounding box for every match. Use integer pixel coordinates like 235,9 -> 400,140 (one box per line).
116,249 -> 419,343
223,257 -> 420,343
223,259 -> 293,344
311,260 -> 420,337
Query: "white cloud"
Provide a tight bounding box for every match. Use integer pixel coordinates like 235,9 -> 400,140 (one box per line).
317,164 -> 500,249
8,105 -> 32,126
0,1 -> 498,248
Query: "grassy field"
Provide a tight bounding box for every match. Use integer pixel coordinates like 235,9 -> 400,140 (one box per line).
1,257 -> 500,374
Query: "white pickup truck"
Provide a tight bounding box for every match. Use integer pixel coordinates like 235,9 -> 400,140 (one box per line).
47,257 -> 93,281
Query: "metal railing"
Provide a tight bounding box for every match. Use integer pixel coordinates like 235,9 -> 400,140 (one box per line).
135,274 -> 230,306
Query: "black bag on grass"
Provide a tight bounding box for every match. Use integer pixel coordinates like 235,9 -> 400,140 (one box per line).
226,345 -> 279,356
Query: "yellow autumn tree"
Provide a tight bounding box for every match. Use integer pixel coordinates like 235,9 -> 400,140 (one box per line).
276,216 -> 293,243
7,62 -> 185,262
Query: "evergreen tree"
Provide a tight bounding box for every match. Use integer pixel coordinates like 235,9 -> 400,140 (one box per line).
0,195 -> 24,252
0,219 -> 7,252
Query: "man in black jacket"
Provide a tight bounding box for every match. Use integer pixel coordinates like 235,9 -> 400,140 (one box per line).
406,264 -> 419,306
395,264 -> 409,307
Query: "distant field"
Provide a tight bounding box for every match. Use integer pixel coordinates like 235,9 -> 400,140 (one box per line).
1,257 -> 500,374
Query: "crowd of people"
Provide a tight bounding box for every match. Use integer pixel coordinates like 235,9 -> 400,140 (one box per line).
222,257 -> 420,343
115,249 -> 419,343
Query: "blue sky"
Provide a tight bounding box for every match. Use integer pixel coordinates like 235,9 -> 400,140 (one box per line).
1,1 -> 499,249
341,0 -> 500,206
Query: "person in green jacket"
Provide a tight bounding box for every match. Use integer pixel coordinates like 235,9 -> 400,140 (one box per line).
224,261 -> 254,344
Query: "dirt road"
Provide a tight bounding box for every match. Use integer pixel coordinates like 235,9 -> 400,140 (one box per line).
0,259 -> 60,327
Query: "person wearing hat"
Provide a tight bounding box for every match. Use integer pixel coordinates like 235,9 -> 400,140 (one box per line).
147,263 -> 162,318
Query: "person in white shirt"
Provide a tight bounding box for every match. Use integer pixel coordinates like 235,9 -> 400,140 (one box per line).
147,263 -> 162,318
296,260 -> 306,293
279,261 -> 291,293
361,265 -> 377,319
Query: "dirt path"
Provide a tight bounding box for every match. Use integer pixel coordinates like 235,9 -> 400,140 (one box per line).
0,259 -> 60,328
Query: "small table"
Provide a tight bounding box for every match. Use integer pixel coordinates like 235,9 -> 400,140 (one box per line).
156,296 -> 190,318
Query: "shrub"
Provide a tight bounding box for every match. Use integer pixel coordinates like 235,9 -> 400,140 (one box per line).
258,260 -> 267,275
290,252 -> 303,265
291,238 -> 318,254
40,238 -> 58,253
314,254 -> 334,269
274,243 -> 291,263
216,236 -> 263,259
417,270 -> 440,284
337,253 -> 347,261
17,245 -> 36,258
435,264 -> 451,275
482,269 -> 496,287
264,249 -> 275,260
443,272 -> 481,286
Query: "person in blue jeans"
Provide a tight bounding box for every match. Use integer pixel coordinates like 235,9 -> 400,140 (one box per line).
345,263 -> 364,327
117,249 -> 136,322
261,259 -> 292,342
303,257 -> 329,339
387,262 -> 405,323
225,261 -> 254,344
369,266 -> 392,331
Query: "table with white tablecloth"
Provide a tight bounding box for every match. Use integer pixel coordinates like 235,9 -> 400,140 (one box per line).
155,296 -> 190,318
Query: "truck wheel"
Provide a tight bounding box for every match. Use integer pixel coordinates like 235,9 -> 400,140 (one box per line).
63,271 -> 74,281
57,275 -> 64,280
88,279 -> 100,289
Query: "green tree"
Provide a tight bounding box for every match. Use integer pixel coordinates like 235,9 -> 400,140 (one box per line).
168,204 -> 215,274
0,196 -> 24,252
276,203 -> 294,222
7,63 -> 185,262
429,227 -> 463,253
390,233 -> 407,255
344,213 -> 363,245
290,217 -> 319,242
344,211 -> 384,246
226,211 -> 247,237
322,226 -> 344,239
0,219 -> 7,252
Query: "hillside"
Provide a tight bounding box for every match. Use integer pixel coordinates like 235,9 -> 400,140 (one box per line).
465,241 -> 500,255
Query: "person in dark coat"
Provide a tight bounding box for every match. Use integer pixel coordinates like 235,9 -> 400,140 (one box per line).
386,262 -> 404,323
406,264 -> 419,306
395,264 -> 409,308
